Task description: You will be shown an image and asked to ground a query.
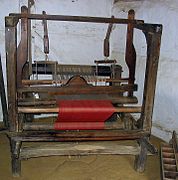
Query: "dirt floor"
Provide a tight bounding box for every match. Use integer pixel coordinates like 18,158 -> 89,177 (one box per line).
0,133 -> 164,180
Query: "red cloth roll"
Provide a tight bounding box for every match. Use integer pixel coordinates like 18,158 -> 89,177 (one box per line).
54,122 -> 104,130
54,100 -> 115,130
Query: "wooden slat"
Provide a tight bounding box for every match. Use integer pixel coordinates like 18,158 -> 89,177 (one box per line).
23,121 -> 124,131
17,95 -> 138,106
18,106 -> 142,114
105,78 -> 129,83
17,84 -> 137,94
8,129 -> 149,142
141,30 -> 162,130
19,142 -> 152,159
21,78 -> 129,85
94,60 -> 116,64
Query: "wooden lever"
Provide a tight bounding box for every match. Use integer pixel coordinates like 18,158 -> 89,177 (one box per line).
42,11 -> 49,55
104,16 -> 114,57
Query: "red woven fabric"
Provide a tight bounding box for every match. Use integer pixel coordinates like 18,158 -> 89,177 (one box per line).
54,100 -> 115,130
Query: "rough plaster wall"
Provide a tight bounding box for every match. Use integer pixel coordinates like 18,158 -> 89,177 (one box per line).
0,0 -> 177,141
113,0 -> 178,141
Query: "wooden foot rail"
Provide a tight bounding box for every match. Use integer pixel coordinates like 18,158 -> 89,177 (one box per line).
19,142 -> 152,159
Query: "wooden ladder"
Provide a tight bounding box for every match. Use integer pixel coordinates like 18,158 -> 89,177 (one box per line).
161,132 -> 178,180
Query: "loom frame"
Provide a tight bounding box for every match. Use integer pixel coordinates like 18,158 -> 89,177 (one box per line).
5,7 -> 162,176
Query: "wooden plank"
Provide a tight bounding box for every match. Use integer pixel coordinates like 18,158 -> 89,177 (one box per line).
8,129 -> 149,142
5,16 -> 18,131
141,29 -> 162,130
21,78 -> 128,85
18,106 -> 142,114
94,60 -> 117,64
105,78 -> 128,83
17,95 -> 138,106
17,84 -> 137,94
23,121 -> 124,131
9,13 -> 144,24
19,142 -> 152,159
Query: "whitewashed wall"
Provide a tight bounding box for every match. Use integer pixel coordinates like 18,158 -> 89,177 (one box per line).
0,0 -> 178,141
113,0 -> 178,141
0,0 -> 19,122
26,0 -> 113,65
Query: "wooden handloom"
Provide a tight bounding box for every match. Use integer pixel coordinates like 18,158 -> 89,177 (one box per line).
5,6 -> 162,176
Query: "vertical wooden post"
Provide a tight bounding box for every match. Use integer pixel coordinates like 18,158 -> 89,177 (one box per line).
10,139 -> 22,177
28,0 -> 34,75
17,6 -> 28,87
5,16 -> 19,132
141,26 -> 162,130
125,9 -> 136,97
134,138 -> 148,172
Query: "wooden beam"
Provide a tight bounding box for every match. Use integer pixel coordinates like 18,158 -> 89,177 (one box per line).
17,84 -> 137,94
17,95 -> 138,106
17,6 -> 28,87
141,30 -> 162,130
19,142 -> 153,159
21,78 -> 128,85
9,13 -> 144,24
18,106 -> 142,113
5,16 -> 18,131
8,129 -> 149,142
23,121 -> 124,131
